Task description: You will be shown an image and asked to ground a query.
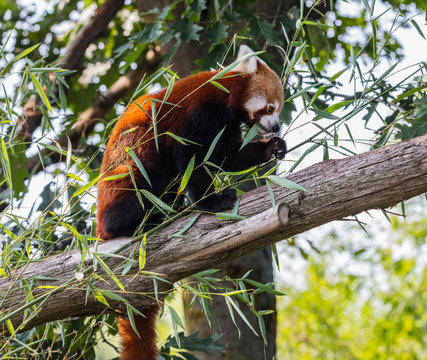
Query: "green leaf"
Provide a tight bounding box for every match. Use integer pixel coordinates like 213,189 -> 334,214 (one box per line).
395,116 -> 427,141
141,189 -> 175,214
1,137 -> 14,194
250,18 -> 281,45
102,172 -> 130,181
132,22 -> 163,43
73,174 -> 102,198
29,72 -> 52,113
179,156 -> 195,194
240,123 -> 261,150
9,43 -> 40,65
125,147 -> 152,187
139,233 -> 147,270
204,127 -> 225,162
93,254 -> 125,291
172,214 -> 200,238
209,80 -> 230,93
410,19 -> 425,40
311,107 -> 340,120
171,18 -> 203,42
205,22 -> 228,43
225,296 -> 258,335
393,87 -> 426,103
243,278 -> 286,295
215,213 -> 246,221
267,175 -> 308,192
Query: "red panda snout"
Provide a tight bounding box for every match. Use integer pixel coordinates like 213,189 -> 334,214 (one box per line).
244,95 -> 281,134
259,113 -> 280,133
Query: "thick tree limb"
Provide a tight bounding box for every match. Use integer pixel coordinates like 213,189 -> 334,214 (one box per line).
1,135 -> 426,334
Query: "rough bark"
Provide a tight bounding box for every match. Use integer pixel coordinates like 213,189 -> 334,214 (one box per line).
184,249 -> 277,360
0,135 -> 426,333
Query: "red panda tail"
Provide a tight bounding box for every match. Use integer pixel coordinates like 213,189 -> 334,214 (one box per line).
118,305 -> 160,360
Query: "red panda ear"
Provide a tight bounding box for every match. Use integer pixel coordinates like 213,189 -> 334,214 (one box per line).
234,45 -> 259,73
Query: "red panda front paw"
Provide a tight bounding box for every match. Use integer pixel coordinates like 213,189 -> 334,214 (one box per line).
271,137 -> 287,160
196,189 -> 237,212
212,189 -> 237,211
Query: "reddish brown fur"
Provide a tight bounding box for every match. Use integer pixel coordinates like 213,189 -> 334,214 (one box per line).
97,71 -> 251,239
96,62 -> 284,360
118,306 -> 160,360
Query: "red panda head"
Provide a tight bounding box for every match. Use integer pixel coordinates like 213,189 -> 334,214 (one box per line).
234,45 -> 284,134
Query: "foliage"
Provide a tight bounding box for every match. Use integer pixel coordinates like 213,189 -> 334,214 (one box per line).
277,206 -> 427,359
0,0 -> 426,358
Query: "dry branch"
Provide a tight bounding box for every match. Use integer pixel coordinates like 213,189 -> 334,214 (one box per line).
16,0 -> 125,142
25,52 -> 162,174
1,134 -> 426,333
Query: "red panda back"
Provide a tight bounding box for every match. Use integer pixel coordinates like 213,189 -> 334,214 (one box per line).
96,47 -> 285,359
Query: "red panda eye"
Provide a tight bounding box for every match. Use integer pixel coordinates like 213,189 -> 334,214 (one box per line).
268,105 -> 274,114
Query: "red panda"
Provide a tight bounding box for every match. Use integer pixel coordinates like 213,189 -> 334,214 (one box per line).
96,45 -> 286,359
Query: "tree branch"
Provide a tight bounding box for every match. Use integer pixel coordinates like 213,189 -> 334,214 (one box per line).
25,52 -> 162,174
1,135 -> 426,333
16,0 -> 125,143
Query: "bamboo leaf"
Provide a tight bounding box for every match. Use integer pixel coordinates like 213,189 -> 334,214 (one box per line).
225,297 -> 240,337
258,314 -> 267,344
72,174 -> 102,198
102,172 -> 130,181
209,80 -> 230,93
0,137 -> 12,191
215,212 -> 245,221
163,74 -> 176,102
9,43 -> 40,64
243,278 -> 286,295
392,86 -> 425,103
125,147 -> 151,187
165,131 -> 200,146
371,62 -> 398,88
93,254 -> 125,291
410,19 -> 425,40
139,233 -> 147,270
267,175 -> 308,192
240,123 -> 261,150
126,304 -> 139,337
151,101 -> 159,152
178,156 -> 195,194
141,189 -> 175,213
169,305 -> 183,348
204,127 -> 226,162
29,72 -> 52,112
311,107 -> 340,120
226,296 -> 258,335
210,51 -> 263,81
301,21 -> 334,29
172,214 -> 200,237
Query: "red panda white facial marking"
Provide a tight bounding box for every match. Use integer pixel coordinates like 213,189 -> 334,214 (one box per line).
234,45 -> 284,135
244,96 -> 280,134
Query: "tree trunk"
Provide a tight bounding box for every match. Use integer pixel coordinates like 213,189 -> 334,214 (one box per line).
184,248 -> 276,359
